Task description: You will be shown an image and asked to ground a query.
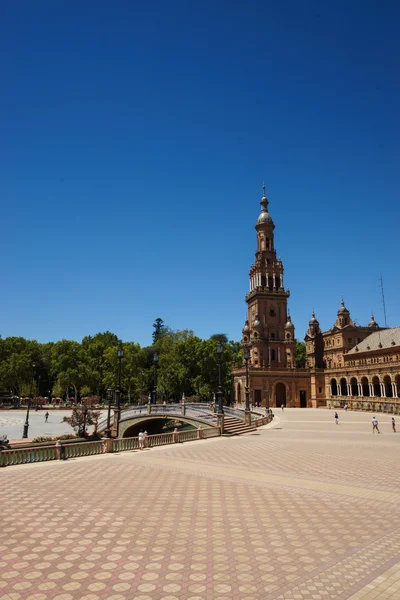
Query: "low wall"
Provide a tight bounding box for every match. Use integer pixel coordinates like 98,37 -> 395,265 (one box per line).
0,426 -> 221,468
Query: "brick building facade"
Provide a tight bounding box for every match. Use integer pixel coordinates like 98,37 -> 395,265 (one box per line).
233,187 -> 399,411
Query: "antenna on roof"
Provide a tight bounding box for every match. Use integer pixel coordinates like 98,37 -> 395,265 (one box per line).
380,275 -> 388,328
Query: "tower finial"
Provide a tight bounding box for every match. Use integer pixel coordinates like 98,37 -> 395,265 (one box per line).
262,182 -> 266,197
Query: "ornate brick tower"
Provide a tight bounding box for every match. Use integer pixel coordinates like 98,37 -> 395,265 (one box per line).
234,186 -> 310,408
242,185 -> 296,369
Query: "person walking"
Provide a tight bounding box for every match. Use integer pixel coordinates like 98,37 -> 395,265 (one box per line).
392,417 -> 396,433
281,404 -> 284,411
138,430 -> 144,449
371,416 -> 380,434
344,404 -> 348,412
143,430 -> 149,448
44,411 -> 49,422
334,412 -> 339,425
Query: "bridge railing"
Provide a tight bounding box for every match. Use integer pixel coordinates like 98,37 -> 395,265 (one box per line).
202,426 -> 221,439
0,445 -> 57,467
63,441 -> 103,459
223,406 -> 246,420
97,403 -> 220,432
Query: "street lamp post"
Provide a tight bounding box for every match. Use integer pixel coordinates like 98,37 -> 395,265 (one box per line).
22,362 -> 36,438
105,388 -> 113,438
114,345 -> 124,438
152,352 -> 159,404
35,375 -> 41,410
243,346 -> 250,413
216,342 -> 224,414
265,389 -> 270,412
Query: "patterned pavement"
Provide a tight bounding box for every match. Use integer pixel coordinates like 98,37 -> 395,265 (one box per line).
1,408 -> 400,600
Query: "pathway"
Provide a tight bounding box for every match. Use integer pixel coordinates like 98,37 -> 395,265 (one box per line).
1,408 -> 399,600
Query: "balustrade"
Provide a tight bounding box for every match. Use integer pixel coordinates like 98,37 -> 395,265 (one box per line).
0,445 -> 57,467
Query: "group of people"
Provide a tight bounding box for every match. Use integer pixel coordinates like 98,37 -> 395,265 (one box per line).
333,411 -> 396,433
138,430 -> 148,449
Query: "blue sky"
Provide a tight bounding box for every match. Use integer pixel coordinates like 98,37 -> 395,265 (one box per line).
1,1 -> 399,347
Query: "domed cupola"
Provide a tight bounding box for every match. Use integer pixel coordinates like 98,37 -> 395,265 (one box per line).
285,315 -> 294,330
309,310 -> 319,326
253,314 -> 262,328
368,314 -> 380,329
242,319 -> 250,342
336,298 -> 352,328
256,184 -> 274,227
337,299 -> 349,316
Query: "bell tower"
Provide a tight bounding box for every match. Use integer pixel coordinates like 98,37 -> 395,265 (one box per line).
242,185 -> 295,369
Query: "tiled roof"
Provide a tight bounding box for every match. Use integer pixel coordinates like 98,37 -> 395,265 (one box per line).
347,326 -> 400,354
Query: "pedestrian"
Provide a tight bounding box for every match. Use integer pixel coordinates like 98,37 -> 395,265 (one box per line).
371,416 -> 380,434
281,404 -> 284,411
143,430 -> 148,448
44,411 -> 49,422
344,404 -> 348,412
392,417 -> 396,433
334,412 -> 339,425
138,430 -> 144,449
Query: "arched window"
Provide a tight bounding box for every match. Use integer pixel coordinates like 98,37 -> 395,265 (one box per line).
269,308 -> 276,317
383,375 -> 393,398
340,377 -> 348,396
372,376 -> 381,397
350,377 -> 358,396
286,333 -> 290,339
271,349 -> 276,361
331,378 -> 338,395
361,377 -> 369,396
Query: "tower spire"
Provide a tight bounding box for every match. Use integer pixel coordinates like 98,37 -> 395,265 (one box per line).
262,181 -> 266,197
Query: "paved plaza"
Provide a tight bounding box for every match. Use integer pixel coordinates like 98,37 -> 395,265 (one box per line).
0,411 -> 107,442
1,408 -> 400,600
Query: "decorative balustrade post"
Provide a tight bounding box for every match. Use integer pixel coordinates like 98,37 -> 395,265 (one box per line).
102,438 -> 113,453
173,428 -> 179,443
55,440 -> 62,460
217,413 -> 225,434
197,426 -> 204,440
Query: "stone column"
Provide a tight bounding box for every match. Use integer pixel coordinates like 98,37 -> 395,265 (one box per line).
380,383 -> 385,397
358,383 -> 362,396
55,440 -> 63,460
393,383 -> 398,398
369,383 -> 374,396
217,414 -> 225,434
347,384 -> 351,396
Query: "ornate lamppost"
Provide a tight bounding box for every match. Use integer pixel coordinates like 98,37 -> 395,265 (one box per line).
35,375 -> 41,410
265,389 -> 270,412
22,362 -> 36,438
216,342 -> 224,414
114,345 -> 124,438
152,352 -> 159,404
243,346 -> 250,414
105,387 -> 113,438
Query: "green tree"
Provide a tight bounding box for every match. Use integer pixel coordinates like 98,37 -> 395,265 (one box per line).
152,318 -> 166,343
209,333 -> 229,344
295,341 -> 307,368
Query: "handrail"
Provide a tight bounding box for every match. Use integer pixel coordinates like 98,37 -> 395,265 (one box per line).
63,441 -> 103,459
0,445 -> 57,467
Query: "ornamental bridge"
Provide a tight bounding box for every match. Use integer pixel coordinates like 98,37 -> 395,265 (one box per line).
97,403 -> 272,437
